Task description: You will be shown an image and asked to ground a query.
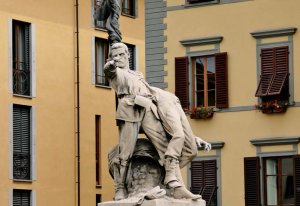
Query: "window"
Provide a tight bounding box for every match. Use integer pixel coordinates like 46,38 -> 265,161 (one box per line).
95,38 -> 109,86
126,43 -> 136,71
175,53 -> 228,111
255,46 -> 289,103
122,0 -> 136,17
95,115 -> 101,186
13,189 -> 31,206
190,160 -> 218,206
13,105 -> 31,180
96,194 -> 101,206
264,157 -> 295,206
93,0 -> 106,29
12,20 -> 31,96
244,156 -> 300,206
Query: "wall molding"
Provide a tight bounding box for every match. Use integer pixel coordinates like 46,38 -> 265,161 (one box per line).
250,136 -> 300,146
180,36 -> 223,47
251,27 -> 297,39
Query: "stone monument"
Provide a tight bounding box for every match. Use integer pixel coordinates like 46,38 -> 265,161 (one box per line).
94,1 -> 210,205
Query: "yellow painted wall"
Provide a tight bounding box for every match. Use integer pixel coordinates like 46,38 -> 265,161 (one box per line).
164,0 -> 300,205
0,0 -> 145,205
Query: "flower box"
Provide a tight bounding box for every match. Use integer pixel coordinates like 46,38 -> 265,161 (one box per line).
256,100 -> 288,114
190,107 -> 214,119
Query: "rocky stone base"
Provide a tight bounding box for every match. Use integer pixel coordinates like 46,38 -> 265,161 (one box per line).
98,198 -> 206,206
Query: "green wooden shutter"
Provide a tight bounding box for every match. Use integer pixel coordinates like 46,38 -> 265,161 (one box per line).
13,105 -> 31,180
13,190 -> 31,206
215,52 -> 228,108
244,157 -> 261,206
294,155 -> 300,205
175,57 -> 189,110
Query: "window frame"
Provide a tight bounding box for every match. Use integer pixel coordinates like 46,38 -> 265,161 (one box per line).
9,19 -> 36,98
121,0 -> 137,18
9,104 -> 36,182
262,156 -> 295,206
94,37 -> 110,87
186,0 -> 219,6
191,54 -> 216,108
93,0 -> 107,30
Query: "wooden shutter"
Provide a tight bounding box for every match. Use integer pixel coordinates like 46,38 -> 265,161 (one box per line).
255,46 -> 289,97
294,155 -> 300,205
268,46 -> 289,95
244,157 -> 261,206
190,160 -> 217,199
190,160 -> 204,194
13,190 -> 31,206
13,105 -> 31,180
127,44 -> 135,70
175,57 -> 189,110
215,52 -> 228,108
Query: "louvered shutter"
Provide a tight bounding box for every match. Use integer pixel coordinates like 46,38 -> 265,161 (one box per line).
13,190 -> 31,206
175,57 -> 189,110
294,155 -> 300,205
244,157 -> 260,206
190,160 -> 204,194
127,44 -> 135,70
255,48 -> 274,97
190,160 -> 217,201
215,52 -> 228,108
13,105 -> 31,180
268,46 -> 289,95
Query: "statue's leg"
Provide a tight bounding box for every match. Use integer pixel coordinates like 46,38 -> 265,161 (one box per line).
114,120 -> 140,200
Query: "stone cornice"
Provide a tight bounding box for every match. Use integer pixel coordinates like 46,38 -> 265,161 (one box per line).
250,136 -> 300,146
251,27 -> 297,39
180,36 -> 223,47
198,141 -> 225,150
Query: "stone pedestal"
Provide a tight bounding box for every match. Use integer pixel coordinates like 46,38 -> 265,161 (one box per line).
98,198 -> 206,206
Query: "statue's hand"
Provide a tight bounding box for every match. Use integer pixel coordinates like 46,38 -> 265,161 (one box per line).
195,137 -> 211,152
104,60 -> 115,70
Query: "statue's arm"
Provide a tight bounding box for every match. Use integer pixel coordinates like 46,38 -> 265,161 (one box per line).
104,60 -> 117,79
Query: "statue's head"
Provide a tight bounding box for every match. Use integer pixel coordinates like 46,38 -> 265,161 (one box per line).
110,42 -> 130,69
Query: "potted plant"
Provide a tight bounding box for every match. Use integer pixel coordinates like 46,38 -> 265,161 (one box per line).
190,106 -> 214,119
256,100 -> 288,114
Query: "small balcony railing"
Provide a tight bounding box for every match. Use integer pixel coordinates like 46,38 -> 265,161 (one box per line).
13,152 -> 31,180
13,61 -> 30,96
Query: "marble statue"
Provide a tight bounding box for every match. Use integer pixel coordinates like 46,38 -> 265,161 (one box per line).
104,43 -> 211,201
94,1 -> 210,204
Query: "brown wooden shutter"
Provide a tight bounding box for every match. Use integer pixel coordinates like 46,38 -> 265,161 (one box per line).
215,52 -> 228,108
244,157 -> 261,206
255,48 -> 274,97
175,57 -> 189,110
255,46 -> 288,97
190,160 -> 217,202
294,155 -> 300,205
268,46 -> 289,95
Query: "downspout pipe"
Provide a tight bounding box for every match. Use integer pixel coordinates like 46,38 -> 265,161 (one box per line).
75,0 -> 80,206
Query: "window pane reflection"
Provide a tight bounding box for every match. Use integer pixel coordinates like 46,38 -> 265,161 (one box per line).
267,176 -> 278,205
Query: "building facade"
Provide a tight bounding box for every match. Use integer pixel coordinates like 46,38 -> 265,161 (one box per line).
0,0 -> 144,205
145,0 -> 300,206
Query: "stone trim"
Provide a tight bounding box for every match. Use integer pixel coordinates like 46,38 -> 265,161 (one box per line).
198,141 -> 225,150
251,27 -> 297,39
180,36 -> 223,47
250,136 -> 300,146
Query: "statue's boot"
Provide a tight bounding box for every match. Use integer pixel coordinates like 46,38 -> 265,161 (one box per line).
164,156 -> 202,200
164,157 -> 181,188
173,162 -> 202,200
113,164 -> 127,201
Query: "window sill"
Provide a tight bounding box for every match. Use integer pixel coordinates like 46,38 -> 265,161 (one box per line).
121,13 -> 136,19
185,0 -> 219,8
94,27 -> 107,32
13,94 -> 33,99
13,179 -> 33,183
95,84 -> 112,89
96,184 -> 102,189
